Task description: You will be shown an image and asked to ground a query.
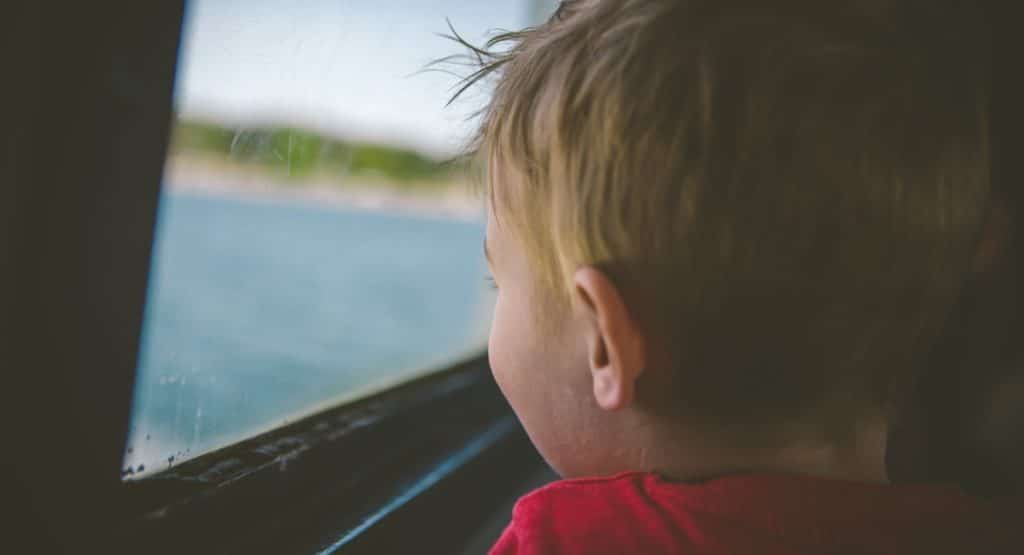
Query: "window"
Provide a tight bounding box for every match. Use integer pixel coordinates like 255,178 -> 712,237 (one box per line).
124,0 -> 553,479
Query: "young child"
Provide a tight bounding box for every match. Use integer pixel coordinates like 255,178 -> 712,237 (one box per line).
456,1 -> 1001,553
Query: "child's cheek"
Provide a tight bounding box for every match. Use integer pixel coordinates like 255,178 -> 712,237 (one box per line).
487,290 -> 536,422
487,295 -> 515,402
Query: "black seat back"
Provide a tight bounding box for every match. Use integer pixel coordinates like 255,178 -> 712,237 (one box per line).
886,0 -> 1023,501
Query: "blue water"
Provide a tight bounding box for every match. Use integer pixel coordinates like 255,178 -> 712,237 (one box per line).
124,190 -> 491,476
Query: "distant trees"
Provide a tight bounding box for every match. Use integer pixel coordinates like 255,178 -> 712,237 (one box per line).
169,118 -> 463,187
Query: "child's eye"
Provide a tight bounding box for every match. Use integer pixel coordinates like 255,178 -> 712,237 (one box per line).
484,275 -> 498,291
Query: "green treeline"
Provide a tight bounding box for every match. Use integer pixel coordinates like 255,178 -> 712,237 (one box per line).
170,118 -> 466,186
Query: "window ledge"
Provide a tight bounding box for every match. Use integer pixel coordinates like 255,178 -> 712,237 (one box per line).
119,354 -> 538,554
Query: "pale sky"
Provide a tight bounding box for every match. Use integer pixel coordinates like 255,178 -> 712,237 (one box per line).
175,0 -> 556,157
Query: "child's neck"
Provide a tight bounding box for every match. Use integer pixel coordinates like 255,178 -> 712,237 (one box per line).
641,413 -> 890,484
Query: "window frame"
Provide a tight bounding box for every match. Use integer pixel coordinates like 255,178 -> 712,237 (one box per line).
120,354 -> 540,555
5,1 -> 548,553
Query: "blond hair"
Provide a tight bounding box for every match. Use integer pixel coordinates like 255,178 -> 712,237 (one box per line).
451,0 -> 991,442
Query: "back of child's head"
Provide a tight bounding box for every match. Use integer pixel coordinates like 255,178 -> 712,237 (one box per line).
457,0 -> 991,446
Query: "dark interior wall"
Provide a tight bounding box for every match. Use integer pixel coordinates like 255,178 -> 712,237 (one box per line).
4,1 -> 184,552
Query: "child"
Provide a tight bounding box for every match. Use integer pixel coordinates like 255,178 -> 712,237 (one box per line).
455,0 -> 1002,553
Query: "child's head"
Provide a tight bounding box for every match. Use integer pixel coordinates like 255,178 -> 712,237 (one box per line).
467,0 -> 991,478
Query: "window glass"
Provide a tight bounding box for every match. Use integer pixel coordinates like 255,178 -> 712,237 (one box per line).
124,0 -> 557,479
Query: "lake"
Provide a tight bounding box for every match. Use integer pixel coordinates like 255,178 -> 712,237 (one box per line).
123,190 -> 492,477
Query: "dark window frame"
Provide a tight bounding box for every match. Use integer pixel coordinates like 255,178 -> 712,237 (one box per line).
5,1 -> 548,553
120,354 -> 543,555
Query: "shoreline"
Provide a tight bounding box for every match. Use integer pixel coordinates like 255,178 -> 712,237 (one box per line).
163,155 -> 485,222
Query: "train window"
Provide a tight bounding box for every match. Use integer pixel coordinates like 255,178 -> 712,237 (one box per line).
123,0 -> 551,479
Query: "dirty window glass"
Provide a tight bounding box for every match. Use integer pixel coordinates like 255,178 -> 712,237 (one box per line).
124,0 -> 558,479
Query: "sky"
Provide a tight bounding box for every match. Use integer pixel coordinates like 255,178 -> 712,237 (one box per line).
175,0 -> 557,157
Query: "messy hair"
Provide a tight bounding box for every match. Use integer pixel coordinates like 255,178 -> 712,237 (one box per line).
448,0 -> 991,443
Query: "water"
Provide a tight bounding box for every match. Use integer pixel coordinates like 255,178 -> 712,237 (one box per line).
123,190 -> 492,477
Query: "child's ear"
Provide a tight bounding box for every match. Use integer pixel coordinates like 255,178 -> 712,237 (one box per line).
572,267 -> 646,411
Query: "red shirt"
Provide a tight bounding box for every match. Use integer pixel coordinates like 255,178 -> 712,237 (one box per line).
490,472 -> 1004,554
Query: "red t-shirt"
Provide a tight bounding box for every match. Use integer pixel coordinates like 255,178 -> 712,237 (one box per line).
490,471 -> 1005,554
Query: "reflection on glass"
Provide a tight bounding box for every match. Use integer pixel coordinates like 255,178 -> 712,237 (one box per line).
124,0 -> 555,479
